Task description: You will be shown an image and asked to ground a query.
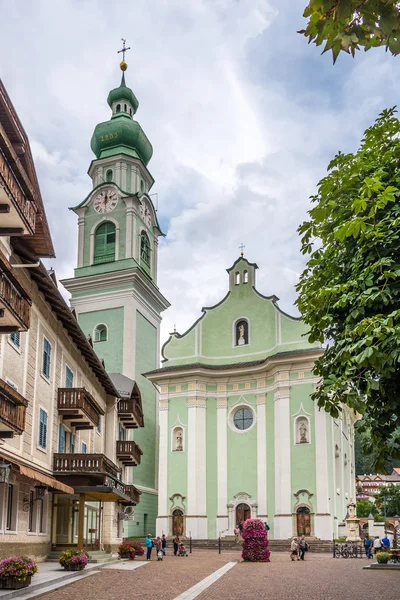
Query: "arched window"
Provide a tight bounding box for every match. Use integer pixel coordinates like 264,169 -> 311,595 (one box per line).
106,169 -> 113,182
124,103 -> 127,112
140,179 -> 144,193
94,221 -> 116,264
235,319 -> 249,346
129,108 -> 132,116
140,232 -> 151,267
235,271 -> 240,285
243,270 -> 248,283
94,324 -> 108,342
116,104 -> 121,113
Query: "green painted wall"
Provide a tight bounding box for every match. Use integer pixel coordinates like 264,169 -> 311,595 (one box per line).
290,384 -> 316,508
227,395 -> 257,502
126,491 -> 158,537
78,307 -> 124,373
167,396 -> 188,500
206,398 -> 217,538
134,311 -> 157,489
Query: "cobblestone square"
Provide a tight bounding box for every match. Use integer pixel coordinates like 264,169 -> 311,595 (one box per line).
37,551 -> 400,600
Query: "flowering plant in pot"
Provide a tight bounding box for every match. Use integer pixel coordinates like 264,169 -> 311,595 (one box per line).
0,557 -> 38,589
58,550 -> 89,571
118,541 -> 145,560
376,552 -> 391,564
241,518 -> 271,563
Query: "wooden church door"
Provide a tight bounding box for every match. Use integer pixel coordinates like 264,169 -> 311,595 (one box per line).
172,509 -> 184,535
236,503 -> 251,525
296,507 -> 311,536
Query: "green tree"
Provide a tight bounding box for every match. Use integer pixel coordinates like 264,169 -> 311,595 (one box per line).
374,484 -> 400,516
296,108 -> 400,471
356,499 -> 379,518
299,1 -> 400,63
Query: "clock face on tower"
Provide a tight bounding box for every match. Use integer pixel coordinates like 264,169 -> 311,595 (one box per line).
93,188 -> 118,214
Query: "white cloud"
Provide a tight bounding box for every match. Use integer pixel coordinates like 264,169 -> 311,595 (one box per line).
1,0 -> 399,352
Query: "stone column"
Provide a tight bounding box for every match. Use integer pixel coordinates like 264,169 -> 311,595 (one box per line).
115,162 -> 121,187
156,393 -> 169,536
121,163 -> 127,190
274,383 -> 292,539
256,393 -> 267,520
216,397 -> 228,535
314,403 -> 331,539
186,391 -> 207,539
77,215 -> 85,267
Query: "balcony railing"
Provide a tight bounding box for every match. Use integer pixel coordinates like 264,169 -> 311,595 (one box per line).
0,379 -> 27,437
0,265 -> 30,331
118,399 -> 143,429
0,147 -> 36,233
116,440 -> 143,466
57,388 -> 104,429
124,484 -> 141,505
53,453 -> 121,480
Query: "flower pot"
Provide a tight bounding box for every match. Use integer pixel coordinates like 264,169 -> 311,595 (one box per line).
64,564 -> 85,571
0,576 -> 31,589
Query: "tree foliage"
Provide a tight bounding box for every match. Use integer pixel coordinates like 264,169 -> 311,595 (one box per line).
299,1 -> 400,63
374,484 -> 400,516
355,422 -> 400,474
356,499 -> 379,518
296,108 -> 400,471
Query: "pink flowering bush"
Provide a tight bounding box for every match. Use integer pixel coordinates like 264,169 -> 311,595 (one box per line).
58,550 -> 88,568
0,557 -> 38,582
241,519 -> 271,562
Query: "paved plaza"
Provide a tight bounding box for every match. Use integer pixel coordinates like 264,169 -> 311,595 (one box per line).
33,551 -> 399,600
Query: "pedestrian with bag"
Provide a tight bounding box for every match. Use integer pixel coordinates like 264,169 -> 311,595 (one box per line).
290,537 -> 298,561
364,536 -> 373,559
298,535 -> 307,560
145,533 -> 153,561
161,534 -> 167,556
155,536 -> 163,561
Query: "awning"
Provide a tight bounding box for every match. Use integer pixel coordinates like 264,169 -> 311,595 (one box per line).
1,455 -> 74,495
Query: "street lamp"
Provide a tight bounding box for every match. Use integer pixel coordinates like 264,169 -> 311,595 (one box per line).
0,463 -> 11,484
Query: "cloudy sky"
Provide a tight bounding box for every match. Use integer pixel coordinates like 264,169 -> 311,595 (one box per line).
1,0 -> 399,345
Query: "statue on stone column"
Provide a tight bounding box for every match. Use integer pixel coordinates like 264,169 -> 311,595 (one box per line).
345,498 -> 361,542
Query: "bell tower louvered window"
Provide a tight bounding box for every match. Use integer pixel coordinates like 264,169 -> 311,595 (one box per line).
94,221 -> 116,265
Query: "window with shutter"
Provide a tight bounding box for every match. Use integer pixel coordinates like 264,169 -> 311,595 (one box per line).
82,442 -> 87,454
9,332 -> 21,348
93,222 -> 116,265
42,338 -> 51,379
65,366 -> 74,388
140,232 -> 151,267
58,423 -> 66,453
70,433 -> 76,453
38,409 -> 48,449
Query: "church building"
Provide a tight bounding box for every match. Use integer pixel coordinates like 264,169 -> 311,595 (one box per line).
146,256 -> 357,540
62,56 -> 169,536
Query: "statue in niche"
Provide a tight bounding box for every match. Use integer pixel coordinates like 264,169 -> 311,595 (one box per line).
298,419 -> 308,443
236,320 -> 248,346
175,430 -> 183,452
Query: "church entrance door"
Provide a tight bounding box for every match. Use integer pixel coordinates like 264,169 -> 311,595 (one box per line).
236,503 -> 251,525
172,509 -> 184,536
296,507 -> 311,536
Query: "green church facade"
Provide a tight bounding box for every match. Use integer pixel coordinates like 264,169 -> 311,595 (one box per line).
146,258 -> 356,540
62,65 -> 169,537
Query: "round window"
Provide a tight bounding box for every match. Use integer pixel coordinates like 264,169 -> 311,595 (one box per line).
233,407 -> 253,431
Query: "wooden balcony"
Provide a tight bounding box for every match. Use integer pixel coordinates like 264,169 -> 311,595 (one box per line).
53,453 -> 121,480
0,263 -> 31,332
0,378 -> 27,438
116,440 -> 143,466
118,399 -> 143,429
0,146 -> 36,236
124,484 -> 141,505
57,388 -> 105,430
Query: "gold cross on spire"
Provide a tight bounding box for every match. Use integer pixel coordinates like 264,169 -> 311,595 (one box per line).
118,38 -> 131,62
239,243 -> 245,257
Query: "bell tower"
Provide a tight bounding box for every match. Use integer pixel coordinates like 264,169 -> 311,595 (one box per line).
62,45 -> 169,537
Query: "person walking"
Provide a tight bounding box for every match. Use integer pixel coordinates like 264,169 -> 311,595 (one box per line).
161,534 -> 167,556
290,537 -> 298,561
234,526 -> 240,543
298,535 -> 307,560
145,534 -> 153,561
155,536 -> 163,560
173,535 -> 180,556
373,536 -> 381,556
381,535 -> 391,551
364,536 -> 373,559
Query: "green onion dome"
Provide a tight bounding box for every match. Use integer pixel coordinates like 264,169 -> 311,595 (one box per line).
90,73 -> 153,166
